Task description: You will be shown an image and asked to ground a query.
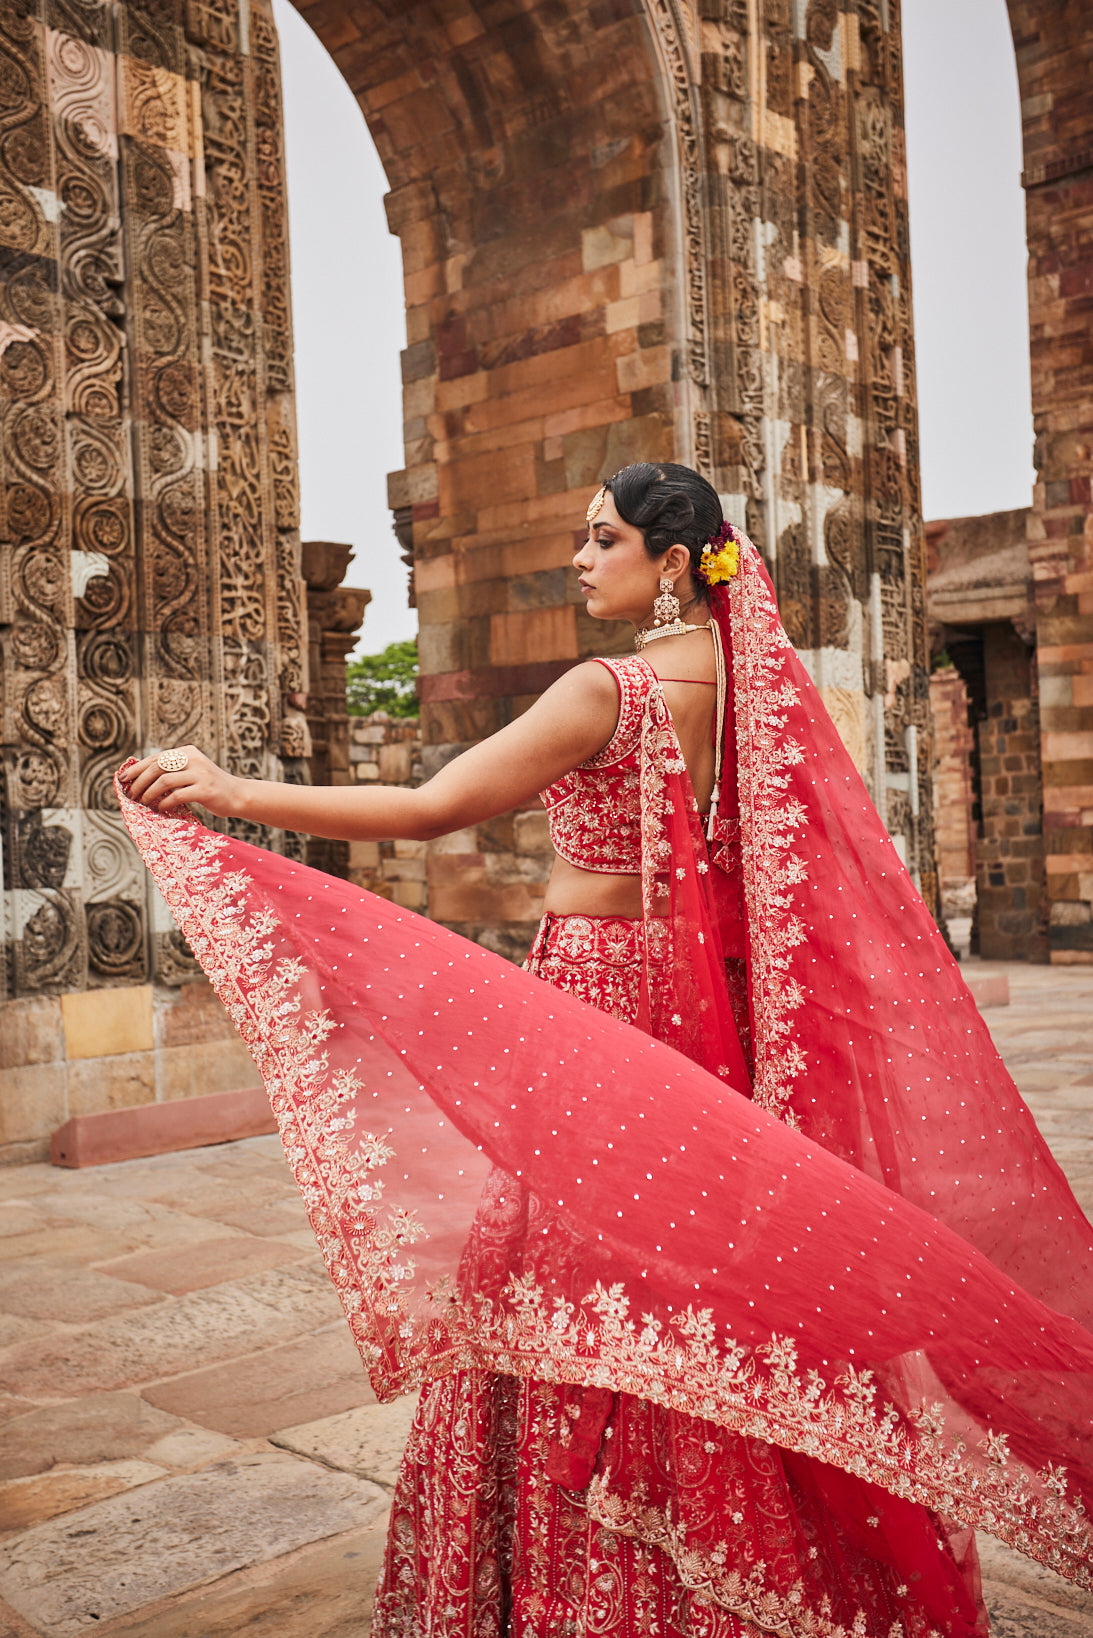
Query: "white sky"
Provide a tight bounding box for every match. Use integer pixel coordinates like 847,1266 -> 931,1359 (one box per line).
273,0 -> 1033,654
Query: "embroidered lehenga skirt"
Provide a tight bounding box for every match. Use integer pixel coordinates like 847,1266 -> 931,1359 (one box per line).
371,914 -> 985,1638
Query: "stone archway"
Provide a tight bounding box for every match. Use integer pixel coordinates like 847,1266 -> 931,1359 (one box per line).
0,0 -> 929,1150
290,0 -> 935,956
289,0 -> 701,957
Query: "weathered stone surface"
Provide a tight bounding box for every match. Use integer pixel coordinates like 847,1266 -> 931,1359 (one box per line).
0,1208 -> 51,1243
0,1170 -> 53,1205
272,1396 -> 419,1490
140,1429 -> 241,1471
0,1590 -> 39,1637
0,1070 -> 67,1154
197,1201 -> 310,1238
97,1236 -> 305,1296
0,1318 -> 52,1352
0,1265 -> 340,1399
0,1262 -> 163,1325
61,989 -> 154,1062
0,1396 -> 184,1484
978,1533 -> 1093,1625
0,1002 -> 64,1073
84,1523 -> 389,1638
0,1223 -> 138,1270
0,1454 -> 387,1637
0,1462 -> 166,1535
5,1193 -> 222,1255
142,1325 -> 373,1438
985,1592 -> 1093,1638
0,1400 -> 36,1430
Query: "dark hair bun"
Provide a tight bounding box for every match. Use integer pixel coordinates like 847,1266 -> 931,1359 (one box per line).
605,463 -> 723,598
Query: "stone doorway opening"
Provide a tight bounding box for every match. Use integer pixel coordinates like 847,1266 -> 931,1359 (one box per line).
928,511 -> 1048,963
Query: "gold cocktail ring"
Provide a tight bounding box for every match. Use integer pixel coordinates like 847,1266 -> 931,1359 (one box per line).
156,748 -> 189,773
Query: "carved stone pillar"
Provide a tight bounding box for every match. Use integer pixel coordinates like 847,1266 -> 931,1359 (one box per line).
1006,0 -> 1093,962
0,0 -> 305,1157
301,541 -> 370,881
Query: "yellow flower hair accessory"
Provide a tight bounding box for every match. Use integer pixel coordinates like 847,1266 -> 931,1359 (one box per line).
697,521 -> 741,586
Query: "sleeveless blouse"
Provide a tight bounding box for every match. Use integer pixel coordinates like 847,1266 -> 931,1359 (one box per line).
538,655 -> 649,874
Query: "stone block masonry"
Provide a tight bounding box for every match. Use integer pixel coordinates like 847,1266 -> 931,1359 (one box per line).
0,982 -> 256,1164
929,666 -> 976,936
5,0 -> 1015,1150
1010,1 -> 1093,960
291,0 -> 938,956
0,0 -> 310,1143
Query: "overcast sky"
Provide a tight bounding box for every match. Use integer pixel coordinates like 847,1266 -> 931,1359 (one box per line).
273,0 -> 1033,656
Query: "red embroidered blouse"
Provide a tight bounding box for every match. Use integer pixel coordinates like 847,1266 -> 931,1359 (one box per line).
538,656 -> 651,875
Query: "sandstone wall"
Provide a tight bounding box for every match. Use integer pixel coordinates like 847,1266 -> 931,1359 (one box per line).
975,624 -> 1048,961
1008,1 -> 1093,960
292,0 -> 937,958
0,0 -> 305,1157
929,666 -> 976,939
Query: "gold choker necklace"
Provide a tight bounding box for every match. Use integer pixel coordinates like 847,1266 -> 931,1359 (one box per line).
634,618 -> 711,651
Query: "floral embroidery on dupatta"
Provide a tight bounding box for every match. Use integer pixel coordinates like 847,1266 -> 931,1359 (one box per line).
728,548 -> 809,1127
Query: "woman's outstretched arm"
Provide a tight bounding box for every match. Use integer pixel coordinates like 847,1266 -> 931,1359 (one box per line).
120,660 -> 621,843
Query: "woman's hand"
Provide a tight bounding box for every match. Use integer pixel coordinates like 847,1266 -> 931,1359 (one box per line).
118,746 -> 243,818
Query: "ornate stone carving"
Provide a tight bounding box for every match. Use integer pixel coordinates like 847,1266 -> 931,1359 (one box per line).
642,0 -> 711,391
1,0 -> 301,998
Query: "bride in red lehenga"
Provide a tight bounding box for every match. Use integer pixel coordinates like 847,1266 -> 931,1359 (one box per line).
119,462 -> 1093,1638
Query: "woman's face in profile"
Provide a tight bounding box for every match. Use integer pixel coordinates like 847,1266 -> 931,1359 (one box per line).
572,491 -> 659,625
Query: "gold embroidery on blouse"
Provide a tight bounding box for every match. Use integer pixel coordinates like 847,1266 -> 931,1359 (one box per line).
540,656 -> 650,874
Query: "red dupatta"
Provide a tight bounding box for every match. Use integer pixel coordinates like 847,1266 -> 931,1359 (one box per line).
117,535 -> 1093,1592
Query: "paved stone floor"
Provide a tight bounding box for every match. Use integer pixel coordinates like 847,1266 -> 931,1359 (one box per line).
0,959 -> 1091,1637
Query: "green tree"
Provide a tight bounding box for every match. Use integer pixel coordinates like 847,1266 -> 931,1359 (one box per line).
346,638 -> 419,718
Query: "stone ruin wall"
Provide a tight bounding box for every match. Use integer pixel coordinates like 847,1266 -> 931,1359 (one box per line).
306,0 -> 935,963
2,0 -> 934,1159
0,0 -> 308,1158
919,3 -> 1093,966
1011,0 -> 1093,964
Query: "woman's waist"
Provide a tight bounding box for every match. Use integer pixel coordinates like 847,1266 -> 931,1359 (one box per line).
542,857 -> 642,919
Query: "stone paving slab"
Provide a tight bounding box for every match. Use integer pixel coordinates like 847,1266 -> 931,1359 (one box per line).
0,1394 -> 185,1482
0,1221 -> 142,1268
0,1264 -> 338,1400
98,1234 -> 307,1295
87,1524 -> 389,1638
271,1396 -> 420,1490
0,1460 -> 168,1535
0,1261 -> 164,1325
0,1453 -> 387,1637
0,1321 -> 51,1354
142,1324 -> 375,1438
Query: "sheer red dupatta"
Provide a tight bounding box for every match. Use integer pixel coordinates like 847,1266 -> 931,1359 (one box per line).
116,534 -> 1093,1588
715,543 -> 1093,1339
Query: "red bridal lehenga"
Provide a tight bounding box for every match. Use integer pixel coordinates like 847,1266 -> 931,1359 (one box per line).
118,538 -> 1093,1638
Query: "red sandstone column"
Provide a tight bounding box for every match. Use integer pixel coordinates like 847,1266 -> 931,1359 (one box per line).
1010,2 -> 1093,961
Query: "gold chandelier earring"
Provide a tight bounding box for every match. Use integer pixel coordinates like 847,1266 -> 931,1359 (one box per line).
636,575 -> 698,648
652,575 -> 681,630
